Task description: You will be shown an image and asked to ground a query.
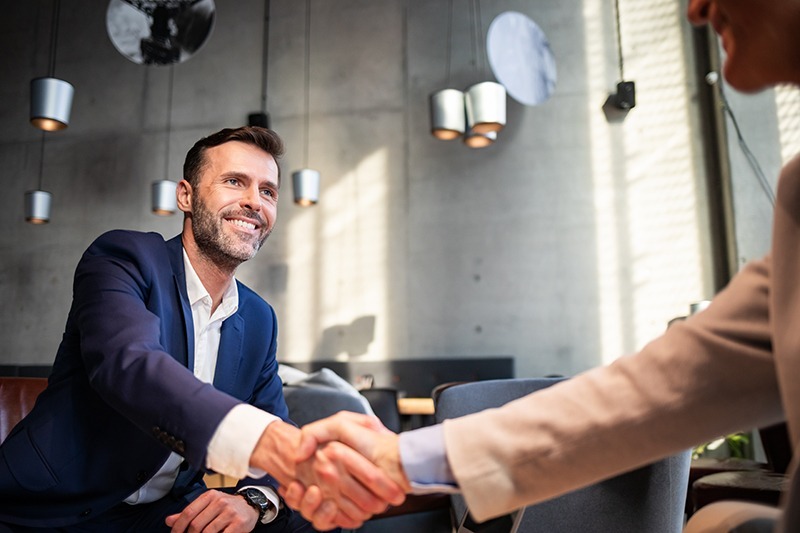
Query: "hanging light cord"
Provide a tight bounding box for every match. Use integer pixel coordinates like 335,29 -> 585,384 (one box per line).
444,0 -> 453,86
613,0 -> 624,79
38,132 -> 46,190
717,82 -> 776,206
475,0 -> 485,76
261,0 -> 271,115
303,0 -> 311,168
165,65 -> 174,179
468,0 -> 477,75
49,0 -> 61,77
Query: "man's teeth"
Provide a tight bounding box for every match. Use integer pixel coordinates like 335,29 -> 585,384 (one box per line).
229,219 -> 256,230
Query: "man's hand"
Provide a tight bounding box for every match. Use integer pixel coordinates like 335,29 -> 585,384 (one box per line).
249,418 -> 406,530
165,489 -> 258,533
249,420 -> 312,487
279,412 -> 413,530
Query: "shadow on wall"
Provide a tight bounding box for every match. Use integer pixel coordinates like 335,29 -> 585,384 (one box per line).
317,315 -> 376,358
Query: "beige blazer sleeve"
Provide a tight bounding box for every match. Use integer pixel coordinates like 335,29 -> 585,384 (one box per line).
444,256 -> 784,521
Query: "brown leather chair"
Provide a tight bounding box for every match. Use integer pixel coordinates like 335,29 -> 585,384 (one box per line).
0,377 -> 48,443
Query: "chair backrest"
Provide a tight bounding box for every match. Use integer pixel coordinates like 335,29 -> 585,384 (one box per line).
435,378 -> 691,533
0,377 -> 48,443
359,388 -> 402,433
282,384 -> 370,426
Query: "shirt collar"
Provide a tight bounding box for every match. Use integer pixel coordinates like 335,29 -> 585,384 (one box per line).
182,249 -> 239,318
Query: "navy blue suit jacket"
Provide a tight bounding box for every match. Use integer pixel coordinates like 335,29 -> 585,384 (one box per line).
0,230 -> 289,527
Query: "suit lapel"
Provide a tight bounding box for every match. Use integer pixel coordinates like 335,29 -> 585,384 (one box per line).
167,235 -> 194,369
214,313 -> 244,397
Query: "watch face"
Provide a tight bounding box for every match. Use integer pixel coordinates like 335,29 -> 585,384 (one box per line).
243,488 -> 268,506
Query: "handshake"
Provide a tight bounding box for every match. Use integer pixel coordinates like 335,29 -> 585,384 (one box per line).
251,412 -> 413,530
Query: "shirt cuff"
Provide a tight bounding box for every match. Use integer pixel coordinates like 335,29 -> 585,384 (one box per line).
238,485 -> 282,523
206,403 -> 280,479
398,424 -> 460,494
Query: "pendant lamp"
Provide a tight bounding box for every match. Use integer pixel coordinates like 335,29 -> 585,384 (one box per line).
292,0 -> 320,207
30,0 -> 74,131
25,190 -> 52,224
25,133 -> 52,224
292,169 -> 320,207
465,81 -> 506,134
430,89 -> 465,140
463,129 -> 497,148
152,65 -> 178,215
152,180 -> 178,215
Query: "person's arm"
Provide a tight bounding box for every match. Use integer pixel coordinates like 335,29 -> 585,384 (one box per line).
74,231 -> 240,469
287,257 -> 784,525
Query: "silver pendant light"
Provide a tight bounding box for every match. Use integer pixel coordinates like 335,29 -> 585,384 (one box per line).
152,65 -> 178,215
463,128 -> 497,148
292,169 -> 320,207
292,0 -> 320,207
151,180 -> 178,215
430,88 -> 465,140
30,0 -> 74,132
30,77 -> 74,132
25,190 -> 52,224
465,81 -> 506,134
25,133 -> 52,224
429,0 -> 465,141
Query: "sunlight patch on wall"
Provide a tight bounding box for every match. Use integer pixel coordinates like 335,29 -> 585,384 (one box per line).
284,148 -> 390,362
587,0 -> 709,365
584,0 -> 625,362
775,85 -> 800,165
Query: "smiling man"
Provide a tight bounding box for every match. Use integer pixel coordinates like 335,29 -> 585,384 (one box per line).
0,127 -> 400,532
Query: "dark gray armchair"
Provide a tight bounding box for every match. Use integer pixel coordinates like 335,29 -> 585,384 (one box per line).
435,378 -> 692,533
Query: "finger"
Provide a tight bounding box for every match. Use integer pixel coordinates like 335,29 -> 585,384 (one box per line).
296,431 -> 319,462
308,445 -> 385,522
280,481 -> 308,510
168,491 -> 212,532
298,485 -> 324,520
302,412 -> 382,445
310,499 -> 341,531
324,442 -> 406,507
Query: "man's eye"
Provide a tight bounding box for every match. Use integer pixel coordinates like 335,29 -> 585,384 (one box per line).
261,189 -> 275,198
227,178 -> 240,186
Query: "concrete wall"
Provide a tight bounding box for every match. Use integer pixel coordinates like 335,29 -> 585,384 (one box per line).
1,0 -> 753,382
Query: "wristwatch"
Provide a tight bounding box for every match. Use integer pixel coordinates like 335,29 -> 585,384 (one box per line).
237,487 -> 274,524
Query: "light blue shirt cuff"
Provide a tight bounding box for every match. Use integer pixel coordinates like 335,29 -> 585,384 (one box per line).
399,424 -> 460,494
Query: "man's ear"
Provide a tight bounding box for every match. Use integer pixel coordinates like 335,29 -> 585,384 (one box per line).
176,180 -> 193,214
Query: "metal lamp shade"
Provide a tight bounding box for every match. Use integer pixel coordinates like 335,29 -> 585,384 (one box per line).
25,190 -> 52,224
30,77 -> 74,131
292,169 -> 320,206
151,179 -> 178,215
465,81 -> 506,134
463,129 -> 497,149
430,89 -> 466,140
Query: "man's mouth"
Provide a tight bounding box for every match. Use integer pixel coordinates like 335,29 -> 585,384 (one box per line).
226,218 -> 258,231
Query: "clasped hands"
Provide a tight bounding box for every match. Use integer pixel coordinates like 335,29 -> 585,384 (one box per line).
251,412 -> 412,530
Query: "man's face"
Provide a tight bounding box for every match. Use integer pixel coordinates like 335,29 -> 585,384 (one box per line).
687,0 -> 800,92
186,141 -> 279,268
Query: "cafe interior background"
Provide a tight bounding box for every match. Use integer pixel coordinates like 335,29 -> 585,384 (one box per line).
0,0 -> 796,397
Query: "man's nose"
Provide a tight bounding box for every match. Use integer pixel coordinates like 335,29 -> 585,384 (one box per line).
240,184 -> 262,212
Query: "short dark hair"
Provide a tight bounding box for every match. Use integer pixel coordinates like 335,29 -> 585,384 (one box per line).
183,126 -> 285,188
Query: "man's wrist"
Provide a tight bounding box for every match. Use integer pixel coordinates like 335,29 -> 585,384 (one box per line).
236,487 -> 275,524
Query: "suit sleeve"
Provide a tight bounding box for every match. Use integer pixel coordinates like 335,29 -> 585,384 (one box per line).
72,231 -> 240,469
443,256 -> 784,521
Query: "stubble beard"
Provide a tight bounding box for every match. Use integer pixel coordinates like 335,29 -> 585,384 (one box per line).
191,195 -> 272,273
